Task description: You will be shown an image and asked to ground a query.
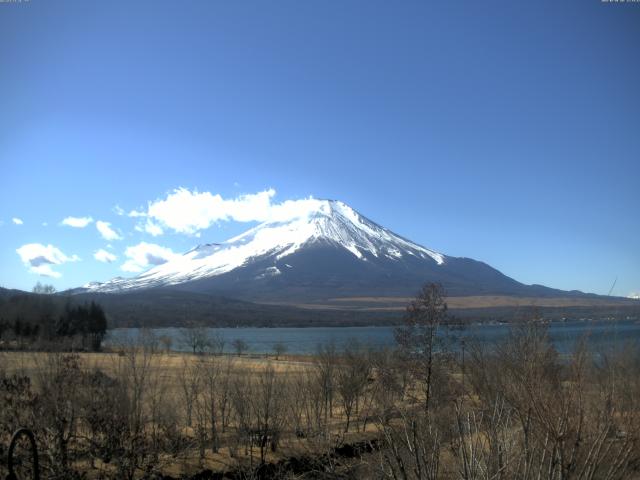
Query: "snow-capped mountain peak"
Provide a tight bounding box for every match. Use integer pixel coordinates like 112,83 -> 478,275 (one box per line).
226,199 -> 443,262
83,199 -> 445,293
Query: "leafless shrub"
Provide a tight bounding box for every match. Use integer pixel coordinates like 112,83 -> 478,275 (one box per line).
179,357 -> 202,428
336,339 -> 371,433
249,364 -> 286,464
458,322 -> 640,480
232,338 -> 249,356
315,341 -> 339,432
195,354 -> 234,454
0,370 -> 39,478
35,353 -> 83,478
377,408 -> 441,480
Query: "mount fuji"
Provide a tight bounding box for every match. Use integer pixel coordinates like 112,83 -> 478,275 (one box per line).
79,199 -> 579,302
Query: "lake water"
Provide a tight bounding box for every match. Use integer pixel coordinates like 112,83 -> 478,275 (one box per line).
105,319 -> 640,355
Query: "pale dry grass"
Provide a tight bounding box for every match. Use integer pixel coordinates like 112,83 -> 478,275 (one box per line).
0,349 -> 378,478
0,350 -> 313,376
268,295 -> 638,310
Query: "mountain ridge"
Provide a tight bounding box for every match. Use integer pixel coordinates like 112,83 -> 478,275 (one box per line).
77,199 -> 601,302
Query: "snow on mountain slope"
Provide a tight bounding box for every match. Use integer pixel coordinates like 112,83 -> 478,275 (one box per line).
84,199 -> 446,293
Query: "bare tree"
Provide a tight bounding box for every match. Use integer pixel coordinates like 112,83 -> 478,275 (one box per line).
248,364 -> 285,464
196,355 -> 231,453
209,331 -> 226,356
35,353 -> 83,478
315,340 -> 338,432
273,342 -> 288,360
158,335 -> 173,353
395,282 -> 448,414
336,340 -> 371,432
299,368 -> 327,437
178,357 -> 201,428
109,339 -> 159,479
77,367 -> 128,470
230,369 -> 252,457
460,321 -> 640,480
180,324 -> 211,355
232,338 -> 249,356
377,410 -> 441,480
371,347 -> 406,425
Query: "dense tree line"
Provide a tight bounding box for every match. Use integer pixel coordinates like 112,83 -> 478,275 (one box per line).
54,302 -> 108,351
0,284 -> 108,351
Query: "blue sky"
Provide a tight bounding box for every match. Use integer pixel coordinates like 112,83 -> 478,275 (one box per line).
0,0 -> 638,296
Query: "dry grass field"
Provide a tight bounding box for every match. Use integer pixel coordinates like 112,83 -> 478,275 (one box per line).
0,350 -> 313,378
263,295 -> 640,312
0,348 -> 383,479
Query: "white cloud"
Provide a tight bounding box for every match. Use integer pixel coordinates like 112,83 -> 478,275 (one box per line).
629,292 -> 640,300
141,187 -> 276,235
16,243 -> 80,278
143,220 -> 163,236
113,205 -> 125,216
121,242 -> 179,272
128,209 -> 147,218
12,217 -> 23,225
61,216 -> 93,228
94,249 -> 117,263
96,220 -> 123,241
126,187 -> 327,237
268,197 -> 327,222
134,220 -> 163,236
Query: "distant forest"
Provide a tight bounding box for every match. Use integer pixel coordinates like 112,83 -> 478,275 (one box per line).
0,283 -> 107,351
0,285 -> 401,329
0,284 -> 638,337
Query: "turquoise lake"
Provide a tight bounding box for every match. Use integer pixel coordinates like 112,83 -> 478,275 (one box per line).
106,319 -> 640,355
